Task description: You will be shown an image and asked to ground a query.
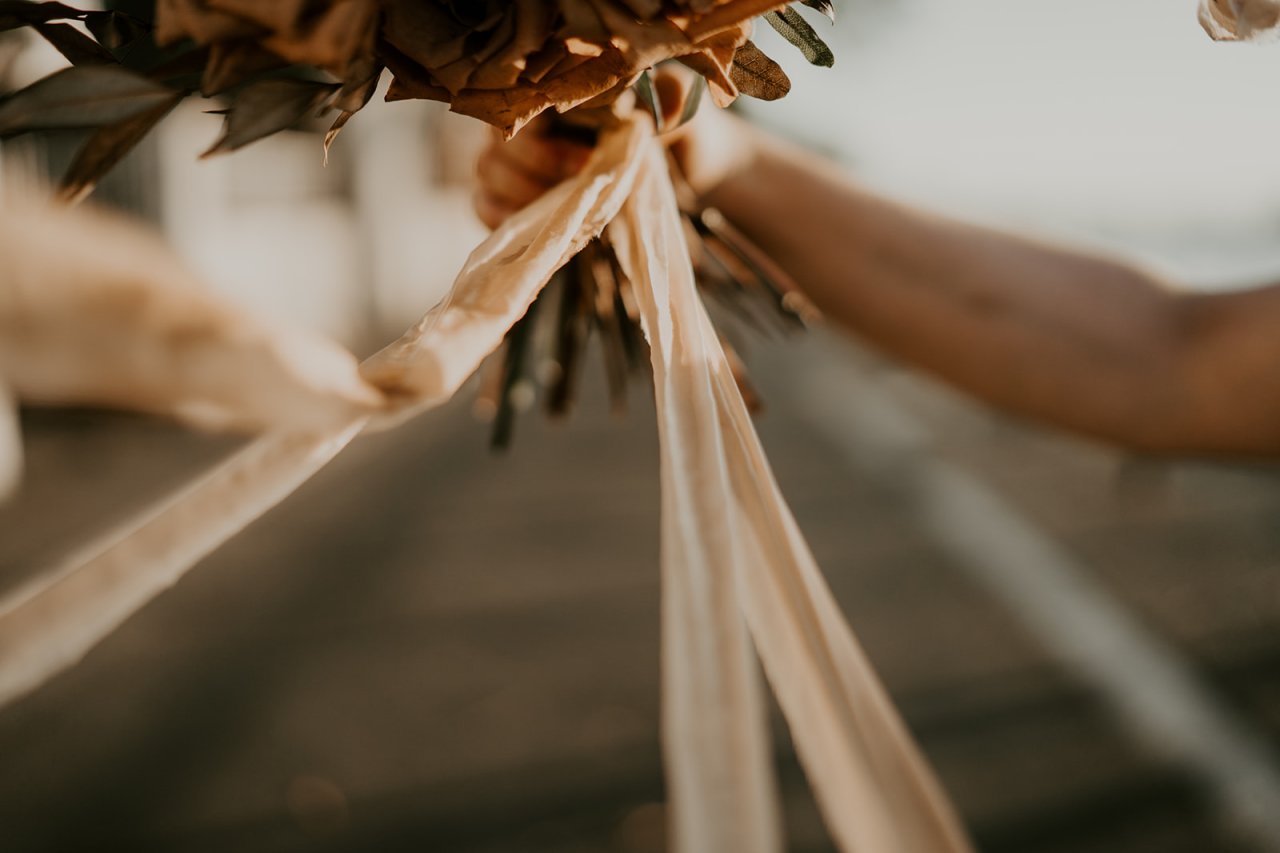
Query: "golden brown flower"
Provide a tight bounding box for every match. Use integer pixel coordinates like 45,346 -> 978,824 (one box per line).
154,0 -> 790,136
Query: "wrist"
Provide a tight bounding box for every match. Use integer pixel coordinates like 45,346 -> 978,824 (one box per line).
673,109 -> 759,203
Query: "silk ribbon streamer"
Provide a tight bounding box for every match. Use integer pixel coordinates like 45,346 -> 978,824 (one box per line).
612,140 -> 973,853
0,115 -> 971,852
0,118 -> 644,707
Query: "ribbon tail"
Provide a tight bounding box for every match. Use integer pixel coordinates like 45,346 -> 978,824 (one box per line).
612,133 -> 972,853
612,135 -> 783,853
0,116 -> 650,711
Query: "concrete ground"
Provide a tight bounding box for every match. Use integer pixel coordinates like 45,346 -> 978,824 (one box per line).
2,331 -> 1280,853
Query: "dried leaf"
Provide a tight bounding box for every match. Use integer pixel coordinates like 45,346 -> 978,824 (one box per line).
260,1 -> 379,75
322,108 -> 352,165
146,45 -> 212,85
380,0 -> 471,79
729,40 -> 791,101
380,39 -> 451,102
449,83 -> 551,139
202,77 -> 337,157
618,0 -> 663,19
0,0 -> 80,32
0,65 -> 177,137
33,21 -> 117,66
203,0 -> 315,35
83,10 -> 150,52
152,0 -> 798,133
800,0 -> 835,24
200,41 -> 287,96
153,0 -> 262,46
60,92 -> 185,204
333,57 -> 382,113
684,0 -> 792,41
384,73 -> 449,103
764,7 -> 835,67
556,0 -> 610,44
456,1 -> 538,92
675,19 -> 750,108
60,0 -> 811,136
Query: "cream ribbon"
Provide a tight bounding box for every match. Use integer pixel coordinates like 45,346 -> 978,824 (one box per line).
0,115 -> 970,853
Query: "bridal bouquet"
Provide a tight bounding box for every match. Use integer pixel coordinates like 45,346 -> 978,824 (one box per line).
0,3 -> 972,852
0,0 -> 830,184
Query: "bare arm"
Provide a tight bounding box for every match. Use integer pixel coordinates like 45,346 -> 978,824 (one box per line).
695,118 -> 1280,456
474,101 -> 1280,457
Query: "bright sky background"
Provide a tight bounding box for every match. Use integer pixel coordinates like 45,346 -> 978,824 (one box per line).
746,0 -> 1280,288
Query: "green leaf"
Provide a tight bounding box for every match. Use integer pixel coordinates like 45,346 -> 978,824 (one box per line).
675,75 -> 704,129
633,69 -> 663,133
764,7 -> 835,68
33,21 -> 116,66
800,0 -> 835,24
202,77 -> 337,157
60,91 -> 184,203
729,41 -> 791,101
0,65 -> 176,137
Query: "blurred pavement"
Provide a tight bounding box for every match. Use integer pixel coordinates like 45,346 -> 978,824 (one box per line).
2,330 -> 1280,853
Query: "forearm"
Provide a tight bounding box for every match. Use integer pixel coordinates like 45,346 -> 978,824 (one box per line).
700,121 -> 1212,452
476,100 -> 1280,455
